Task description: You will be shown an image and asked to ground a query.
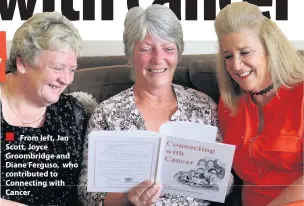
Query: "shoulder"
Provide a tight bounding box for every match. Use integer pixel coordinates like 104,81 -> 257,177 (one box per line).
0,83 -> 3,101
285,81 -> 304,97
218,94 -> 248,116
87,88 -> 133,130
218,98 -> 229,117
58,94 -> 85,110
67,92 -> 98,116
218,96 -> 246,134
269,82 -> 304,109
218,98 -> 232,131
52,94 -> 87,117
96,87 -> 133,112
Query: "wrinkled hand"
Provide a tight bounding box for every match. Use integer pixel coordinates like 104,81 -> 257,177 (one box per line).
127,180 -> 163,206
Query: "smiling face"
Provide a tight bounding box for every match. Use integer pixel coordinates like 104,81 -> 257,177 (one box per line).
130,34 -> 178,89
22,50 -> 77,106
206,161 -> 214,170
220,29 -> 272,93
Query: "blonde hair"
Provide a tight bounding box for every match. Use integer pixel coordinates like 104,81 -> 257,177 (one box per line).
9,11 -> 82,73
214,2 -> 304,114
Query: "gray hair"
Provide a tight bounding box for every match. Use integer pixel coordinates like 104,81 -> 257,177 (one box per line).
9,11 -> 82,73
123,4 -> 184,58
214,2 -> 304,114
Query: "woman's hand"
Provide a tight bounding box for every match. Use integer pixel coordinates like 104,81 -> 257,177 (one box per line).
127,180 -> 163,206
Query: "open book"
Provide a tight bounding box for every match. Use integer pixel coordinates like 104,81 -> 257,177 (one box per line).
87,122 -> 235,203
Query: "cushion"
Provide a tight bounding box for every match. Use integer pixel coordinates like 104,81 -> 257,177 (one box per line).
77,56 -> 129,70
178,54 -> 216,67
189,59 -> 220,103
68,91 -> 98,116
69,64 -> 196,103
173,66 -> 193,89
67,65 -> 135,102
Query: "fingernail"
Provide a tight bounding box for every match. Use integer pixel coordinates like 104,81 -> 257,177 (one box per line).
156,183 -> 162,188
144,179 -> 154,185
158,184 -> 163,191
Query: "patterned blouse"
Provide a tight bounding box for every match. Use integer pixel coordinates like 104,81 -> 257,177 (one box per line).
1,94 -> 87,206
78,84 -> 223,206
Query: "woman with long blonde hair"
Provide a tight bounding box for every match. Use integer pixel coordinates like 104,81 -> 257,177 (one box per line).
214,2 -> 303,206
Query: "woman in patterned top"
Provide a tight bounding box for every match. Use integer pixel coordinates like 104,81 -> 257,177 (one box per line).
0,12 -> 87,205
78,4 -> 231,206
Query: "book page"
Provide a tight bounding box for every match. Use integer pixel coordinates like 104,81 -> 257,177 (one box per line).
157,135 -> 235,203
87,131 -> 160,192
159,121 -> 218,142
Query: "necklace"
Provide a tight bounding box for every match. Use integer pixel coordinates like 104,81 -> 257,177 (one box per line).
250,84 -> 274,95
5,75 -> 46,126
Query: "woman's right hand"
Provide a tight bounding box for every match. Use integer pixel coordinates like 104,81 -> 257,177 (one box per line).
127,180 -> 163,206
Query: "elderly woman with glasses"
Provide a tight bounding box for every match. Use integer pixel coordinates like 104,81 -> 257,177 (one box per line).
1,12 -> 86,205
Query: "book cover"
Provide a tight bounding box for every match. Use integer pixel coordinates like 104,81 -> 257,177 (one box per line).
87,122 -> 235,203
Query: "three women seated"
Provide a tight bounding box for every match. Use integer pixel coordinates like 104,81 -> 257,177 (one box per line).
1,2 -> 303,206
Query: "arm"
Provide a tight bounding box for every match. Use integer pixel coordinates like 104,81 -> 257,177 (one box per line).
205,95 -> 223,143
267,88 -> 304,206
208,96 -> 235,195
0,198 -> 25,206
103,193 -> 129,206
266,175 -> 304,206
77,105 -> 108,206
77,103 -> 163,206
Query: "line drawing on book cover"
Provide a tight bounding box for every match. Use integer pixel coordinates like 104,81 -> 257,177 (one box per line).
174,157 -> 226,191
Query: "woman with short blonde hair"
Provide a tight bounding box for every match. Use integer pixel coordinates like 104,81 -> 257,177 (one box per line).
1,11 -> 86,205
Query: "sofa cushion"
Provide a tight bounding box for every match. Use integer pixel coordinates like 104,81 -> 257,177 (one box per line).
178,54 -> 216,67
68,65 -> 135,102
67,91 -> 98,116
173,66 -> 193,89
189,59 -> 220,103
77,56 -> 129,70
75,54 -> 216,70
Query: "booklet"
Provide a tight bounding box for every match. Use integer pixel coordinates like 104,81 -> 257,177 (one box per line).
87,122 -> 235,203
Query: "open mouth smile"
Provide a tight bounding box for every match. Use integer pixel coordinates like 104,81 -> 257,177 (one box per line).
48,84 -> 62,92
148,68 -> 168,73
237,70 -> 253,79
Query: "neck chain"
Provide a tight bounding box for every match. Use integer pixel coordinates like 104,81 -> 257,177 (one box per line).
250,84 -> 274,95
5,75 -> 46,127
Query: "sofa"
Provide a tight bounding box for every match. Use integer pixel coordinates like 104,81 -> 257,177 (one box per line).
68,49 -> 303,104
66,54 -> 221,104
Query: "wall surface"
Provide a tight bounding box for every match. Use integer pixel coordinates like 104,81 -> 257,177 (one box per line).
6,41 -> 304,56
